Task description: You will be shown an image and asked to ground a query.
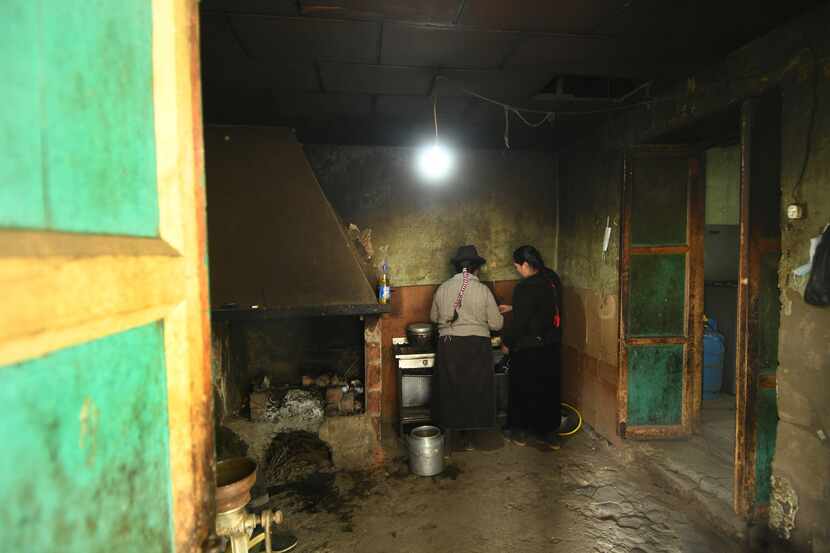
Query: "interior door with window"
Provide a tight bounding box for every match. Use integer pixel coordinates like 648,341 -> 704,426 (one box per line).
619,146 -> 704,438
0,1 -> 211,551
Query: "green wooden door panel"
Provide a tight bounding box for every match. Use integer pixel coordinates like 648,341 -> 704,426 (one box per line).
630,157 -> 688,246
624,148 -> 695,436
759,252 -> 780,374
628,254 -> 686,337
0,2 -> 45,228
627,344 -> 684,426
0,0 -> 159,237
0,323 -> 173,552
755,388 -> 778,504
755,254 -> 780,503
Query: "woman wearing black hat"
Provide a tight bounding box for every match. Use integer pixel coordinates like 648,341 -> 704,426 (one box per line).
499,245 -> 562,448
430,245 -> 504,451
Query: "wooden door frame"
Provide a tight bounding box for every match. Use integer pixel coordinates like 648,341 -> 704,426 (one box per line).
618,145 -> 704,439
615,102 -> 781,518
734,96 -> 782,518
734,99 -> 754,518
0,2 -> 213,551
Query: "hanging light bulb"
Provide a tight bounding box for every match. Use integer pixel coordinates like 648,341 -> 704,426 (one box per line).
417,95 -> 453,181
418,143 -> 452,180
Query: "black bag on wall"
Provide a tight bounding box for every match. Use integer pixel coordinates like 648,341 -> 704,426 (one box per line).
805,226 -> 830,306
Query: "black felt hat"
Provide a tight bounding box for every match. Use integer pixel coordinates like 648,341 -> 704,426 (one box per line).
451,245 -> 486,265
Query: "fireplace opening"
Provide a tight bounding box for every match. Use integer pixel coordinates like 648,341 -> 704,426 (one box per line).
246,316 -> 366,420
213,313 -> 384,475
215,315 -> 366,421
206,127 -> 388,476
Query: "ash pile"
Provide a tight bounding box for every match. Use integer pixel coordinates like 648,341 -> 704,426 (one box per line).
249,373 -> 364,431
249,382 -> 325,434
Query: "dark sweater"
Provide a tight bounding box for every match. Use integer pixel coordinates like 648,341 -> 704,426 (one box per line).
503,269 -> 562,350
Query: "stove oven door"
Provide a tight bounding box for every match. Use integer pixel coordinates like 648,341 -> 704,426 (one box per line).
401,370 -> 433,408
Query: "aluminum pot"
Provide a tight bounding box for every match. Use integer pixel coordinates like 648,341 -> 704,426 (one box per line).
408,425 -> 444,476
406,322 -> 435,347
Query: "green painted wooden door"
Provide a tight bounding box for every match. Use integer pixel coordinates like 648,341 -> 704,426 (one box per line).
0,1 -> 211,551
619,146 -> 704,439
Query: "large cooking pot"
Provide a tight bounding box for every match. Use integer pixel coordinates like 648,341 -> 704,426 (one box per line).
406,322 -> 435,347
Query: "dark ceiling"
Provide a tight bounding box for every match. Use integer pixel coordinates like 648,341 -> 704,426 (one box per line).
200,0 -> 824,149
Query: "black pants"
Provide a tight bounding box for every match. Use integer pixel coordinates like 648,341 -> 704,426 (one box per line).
508,343 -> 561,435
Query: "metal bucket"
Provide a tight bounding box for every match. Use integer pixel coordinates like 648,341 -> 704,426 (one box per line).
408,425 -> 444,476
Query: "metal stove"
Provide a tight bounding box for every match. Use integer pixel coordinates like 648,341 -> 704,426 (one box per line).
395,342 -> 510,436
394,343 -> 435,436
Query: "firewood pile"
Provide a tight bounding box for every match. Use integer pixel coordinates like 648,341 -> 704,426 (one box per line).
302,373 -> 365,416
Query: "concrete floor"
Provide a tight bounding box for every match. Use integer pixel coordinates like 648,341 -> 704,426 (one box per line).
628,395 -> 742,541
264,429 -> 746,553
701,395 -> 738,462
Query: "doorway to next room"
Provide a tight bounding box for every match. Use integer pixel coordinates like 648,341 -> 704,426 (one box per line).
700,143 -> 741,498
621,107 -> 744,520
626,96 -> 783,524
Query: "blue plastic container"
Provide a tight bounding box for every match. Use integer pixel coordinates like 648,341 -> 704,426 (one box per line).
702,319 -> 726,399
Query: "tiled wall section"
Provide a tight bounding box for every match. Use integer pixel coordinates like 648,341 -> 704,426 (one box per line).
380,281 -> 518,420
379,280 -> 621,445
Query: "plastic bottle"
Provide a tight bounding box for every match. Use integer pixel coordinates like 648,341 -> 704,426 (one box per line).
378,261 -> 391,304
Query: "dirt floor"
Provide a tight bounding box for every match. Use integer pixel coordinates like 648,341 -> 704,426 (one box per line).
262,429 -> 751,553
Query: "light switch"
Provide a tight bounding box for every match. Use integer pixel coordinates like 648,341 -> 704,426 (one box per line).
787,204 -> 805,219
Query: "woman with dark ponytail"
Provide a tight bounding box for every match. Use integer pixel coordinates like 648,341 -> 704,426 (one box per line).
430,245 -> 504,452
499,245 -> 563,448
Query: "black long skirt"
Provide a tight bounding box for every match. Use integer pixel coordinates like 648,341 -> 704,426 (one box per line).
508,343 -> 561,434
433,335 -> 495,430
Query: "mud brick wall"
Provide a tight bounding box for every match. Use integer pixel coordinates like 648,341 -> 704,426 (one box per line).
557,4 -> 830,549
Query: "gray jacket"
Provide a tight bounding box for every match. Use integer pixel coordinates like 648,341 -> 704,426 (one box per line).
430,272 -> 504,337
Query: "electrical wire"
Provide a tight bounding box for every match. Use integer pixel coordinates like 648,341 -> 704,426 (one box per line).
503,107 -> 510,149
435,41 -> 820,149
448,41 -> 821,129
513,110 -> 554,128
437,75 -> 660,121
437,75 -> 664,147
432,94 -> 439,141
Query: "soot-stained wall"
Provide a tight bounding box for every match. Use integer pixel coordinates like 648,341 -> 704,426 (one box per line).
305,145 -> 558,286
558,149 -> 622,444
558,4 -> 830,549
210,143 -> 557,424
304,145 -> 557,420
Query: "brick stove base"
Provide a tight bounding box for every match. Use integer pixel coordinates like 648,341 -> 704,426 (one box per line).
362,314 -> 386,465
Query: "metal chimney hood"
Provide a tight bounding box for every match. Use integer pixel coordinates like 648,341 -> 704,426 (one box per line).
205,126 -> 387,320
